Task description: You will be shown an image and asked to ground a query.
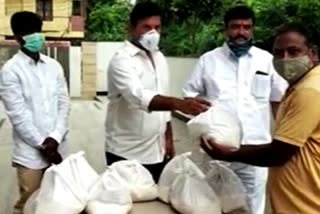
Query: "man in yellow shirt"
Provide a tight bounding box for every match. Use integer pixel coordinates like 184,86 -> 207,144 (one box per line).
201,23 -> 320,214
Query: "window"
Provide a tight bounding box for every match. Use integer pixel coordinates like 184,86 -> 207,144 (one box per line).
72,0 -> 82,16
36,0 -> 53,21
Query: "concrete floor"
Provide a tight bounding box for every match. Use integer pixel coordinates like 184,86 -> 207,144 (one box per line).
0,98 -> 194,214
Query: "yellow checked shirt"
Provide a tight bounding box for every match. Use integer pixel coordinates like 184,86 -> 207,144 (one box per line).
268,65 -> 320,214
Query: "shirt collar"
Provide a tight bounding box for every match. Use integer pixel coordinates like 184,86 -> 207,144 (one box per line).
222,42 -> 255,59
123,40 -> 160,56
124,40 -> 145,56
290,65 -> 320,91
17,49 -> 48,64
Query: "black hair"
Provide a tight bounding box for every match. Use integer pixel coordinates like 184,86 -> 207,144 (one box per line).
224,6 -> 255,27
130,2 -> 161,26
275,23 -> 315,47
10,11 -> 42,36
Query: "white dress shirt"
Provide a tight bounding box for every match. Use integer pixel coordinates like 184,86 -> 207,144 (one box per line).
106,41 -> 171,164
183,43 -> 288,145
0,50 -> 69,169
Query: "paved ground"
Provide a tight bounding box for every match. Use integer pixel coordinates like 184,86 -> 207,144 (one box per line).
0,98 -> 194,214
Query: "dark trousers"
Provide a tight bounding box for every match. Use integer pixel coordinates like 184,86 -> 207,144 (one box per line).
106,152 -> 166,183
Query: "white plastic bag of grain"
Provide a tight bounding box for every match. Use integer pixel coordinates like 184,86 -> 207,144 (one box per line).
158,152 -> 205,203
206,162 -> 248,213
86,168 -> 133,214
170,171 -> 221,214
187,107 -> 242,150
188,148 -> 217,173
28,151 -> 99,214
110,160 -> 158,202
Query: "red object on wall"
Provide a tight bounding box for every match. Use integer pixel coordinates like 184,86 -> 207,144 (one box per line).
71,16 -> 84,32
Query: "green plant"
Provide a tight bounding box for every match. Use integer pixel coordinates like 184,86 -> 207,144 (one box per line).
86,1 -> 132,41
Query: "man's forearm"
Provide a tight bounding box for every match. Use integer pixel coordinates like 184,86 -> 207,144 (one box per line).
148,95 -> 181,111
223,143 -> 291,167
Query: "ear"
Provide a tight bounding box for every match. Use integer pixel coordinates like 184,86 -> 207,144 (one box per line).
14,35 -> 24,46
128,24 -> 135,37
222,23 -> 229,40
309,45 -> 319,65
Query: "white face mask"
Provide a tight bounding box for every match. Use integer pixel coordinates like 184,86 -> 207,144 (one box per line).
139,29 -> 160,52
273,55 -> 314,85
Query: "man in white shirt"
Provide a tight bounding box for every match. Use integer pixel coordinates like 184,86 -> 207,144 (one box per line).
0,12 -> 69,214
183,6 -> 288,214
106,2 -> 210,182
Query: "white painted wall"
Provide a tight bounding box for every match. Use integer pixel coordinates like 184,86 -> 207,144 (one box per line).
69,47 -> 82,97
96,42 -> 124,92
167,57 -> 198,97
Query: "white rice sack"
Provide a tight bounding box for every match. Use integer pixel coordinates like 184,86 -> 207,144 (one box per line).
206,162 -> 248,213
86,168 -> 132,214
111,160 -> 158,202
170,172 -> 221,214
25,152 -> 99,214
158,152 -> 205,203
187,107 -> 242,150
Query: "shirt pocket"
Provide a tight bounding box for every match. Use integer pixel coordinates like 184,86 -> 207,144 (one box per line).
251,73 -> 271,100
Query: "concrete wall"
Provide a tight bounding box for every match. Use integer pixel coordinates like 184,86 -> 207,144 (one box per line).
167,57 -> 197,97
0,0 -> 84,38
96,42 -> 123,92
69,46 -> 81,97
0,0 -> 5,41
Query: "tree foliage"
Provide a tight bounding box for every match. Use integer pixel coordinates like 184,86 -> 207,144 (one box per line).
86,0 -> 132,41
86,0 -> 320,56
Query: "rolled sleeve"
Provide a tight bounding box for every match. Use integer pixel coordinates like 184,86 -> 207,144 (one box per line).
140,90 -> 158,111
109,54 -> 159,111
274,88 -> 320,147
269,62 -> 288,102
0,69 -> 45,148
49,130 -> 64,143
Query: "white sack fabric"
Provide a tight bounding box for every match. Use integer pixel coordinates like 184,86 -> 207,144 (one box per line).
110,160 -> 158,202
188,148 -> 217,173
86,168 -> 132,214
158,152 -> 205,203
206,162 -> 248,213
187,107 -> 242,150
169,164 -> 221,214
24,151 -> 99,214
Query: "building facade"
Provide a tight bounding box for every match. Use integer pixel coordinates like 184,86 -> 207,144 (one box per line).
0,0 -> 87,40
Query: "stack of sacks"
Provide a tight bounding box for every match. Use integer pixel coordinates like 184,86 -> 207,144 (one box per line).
86,160 -> 158,214
157,106 -> 248,213
24,152 -> 99,214
24,153 -> 140,214
158,153 -> 221,214
187,107 -> 248,213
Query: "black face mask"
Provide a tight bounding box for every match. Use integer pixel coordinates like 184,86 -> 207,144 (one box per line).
227,37 -> 254,57
130,36 -> 145,50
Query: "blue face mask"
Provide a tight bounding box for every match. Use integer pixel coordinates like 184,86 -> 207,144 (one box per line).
22,33 -> 45,53
227,38 -> 253,57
